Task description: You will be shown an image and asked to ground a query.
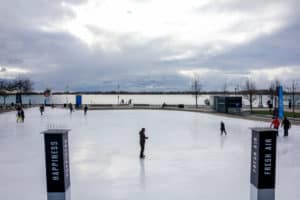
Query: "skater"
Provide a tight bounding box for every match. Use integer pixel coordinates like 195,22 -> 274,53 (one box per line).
39,104 -> 44,115
267,100 -> 272,112
20,108 -> 25,122
270,116 -> 280,136
139,128 -> 148,159
16,106 -> 22,123
220,121 -> 227,135
69,103 -> 73,113
84,104 -> 88,115
281,116 -> 291,137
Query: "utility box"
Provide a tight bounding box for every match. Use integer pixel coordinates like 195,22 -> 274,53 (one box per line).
41,129 -> 71,200
212,96 -> 242,113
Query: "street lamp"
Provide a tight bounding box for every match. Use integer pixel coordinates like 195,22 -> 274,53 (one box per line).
65,85 -> 69,104
117,84 -> 120,105
289,80 -> 300,120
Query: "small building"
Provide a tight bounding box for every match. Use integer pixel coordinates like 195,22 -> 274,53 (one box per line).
211,96 -> 242,113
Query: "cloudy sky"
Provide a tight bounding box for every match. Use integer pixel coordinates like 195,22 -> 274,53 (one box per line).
0,0 -> 300,91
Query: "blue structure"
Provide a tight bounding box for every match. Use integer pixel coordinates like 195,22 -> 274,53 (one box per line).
75,95 -> 82,108
278,85 -> 284,119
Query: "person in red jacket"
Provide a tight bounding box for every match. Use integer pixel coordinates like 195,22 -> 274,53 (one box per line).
270,117 -> 280,136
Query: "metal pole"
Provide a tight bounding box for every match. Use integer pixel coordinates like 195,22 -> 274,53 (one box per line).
292,81 -> 295,119
117,84 -> 120,105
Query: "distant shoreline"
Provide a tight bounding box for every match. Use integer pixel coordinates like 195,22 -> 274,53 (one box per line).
4,91 -> 300,95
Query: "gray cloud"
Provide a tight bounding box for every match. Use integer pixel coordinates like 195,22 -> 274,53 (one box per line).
0,0 -> 300,91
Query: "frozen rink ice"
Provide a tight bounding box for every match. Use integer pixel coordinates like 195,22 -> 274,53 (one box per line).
0,108 -> 300,200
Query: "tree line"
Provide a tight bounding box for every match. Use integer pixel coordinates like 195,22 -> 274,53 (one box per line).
191,77 -> 296,113
0,78 -> 34,105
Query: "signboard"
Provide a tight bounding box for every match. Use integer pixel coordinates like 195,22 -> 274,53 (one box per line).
278,86 -> 284,119
42,130 -> 70,193
250,128 -> 276,189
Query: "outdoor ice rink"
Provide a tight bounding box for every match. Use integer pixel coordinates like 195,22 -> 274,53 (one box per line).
0,108 -> 300,200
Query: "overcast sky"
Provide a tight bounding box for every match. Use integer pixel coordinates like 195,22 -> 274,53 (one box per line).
0,0 -> 300,91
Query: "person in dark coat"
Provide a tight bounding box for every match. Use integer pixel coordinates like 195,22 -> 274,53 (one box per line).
288,100 -> 292,109
84,104 -> 88,115
20,108 -> 25,122
267,100 -> 272,112
139,128 -> 148,158
220,121 -> 227,135
69,103 -> 73,113
16,106 -> 22,123
281,116 -> 291,137
39,105 -> 44,115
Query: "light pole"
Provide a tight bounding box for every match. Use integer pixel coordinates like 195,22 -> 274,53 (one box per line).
289,80 -> 300,120
292,81 -> 296,119
65,85 -> 69,104
234,84 -> 240,96
117,84 -> 120,105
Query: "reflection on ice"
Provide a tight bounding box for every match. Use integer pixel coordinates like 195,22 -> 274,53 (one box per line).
139,159 -> 146,189
220,135 -> 226,149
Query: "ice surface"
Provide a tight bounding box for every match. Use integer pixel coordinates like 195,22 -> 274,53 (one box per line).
0,108 -> 299,200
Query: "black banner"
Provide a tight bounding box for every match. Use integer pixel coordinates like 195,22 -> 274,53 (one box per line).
44,131 -> 70,192
250,128 -> 276,189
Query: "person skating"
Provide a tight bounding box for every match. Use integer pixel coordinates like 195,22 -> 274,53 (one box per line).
20,108 -> 25,122
281,116 -> 291,137
84,104 -> 88,115
69,103 -> 73,113
39,105 -> 44,115
220,121 -> 227,135
16,106 -> 22,123
270,117 -> 280,136
139,128 -> 148,159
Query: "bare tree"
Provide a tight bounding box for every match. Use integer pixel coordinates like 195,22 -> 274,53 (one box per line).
268,79 -> 280,109
44,88 -> 51,96
12,78 -> 33,92
243,79 -> 256,112
191,75 -> 202,108
291,80 -> 297,119
0,78 -> 33,105
0,80 -> 10,105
